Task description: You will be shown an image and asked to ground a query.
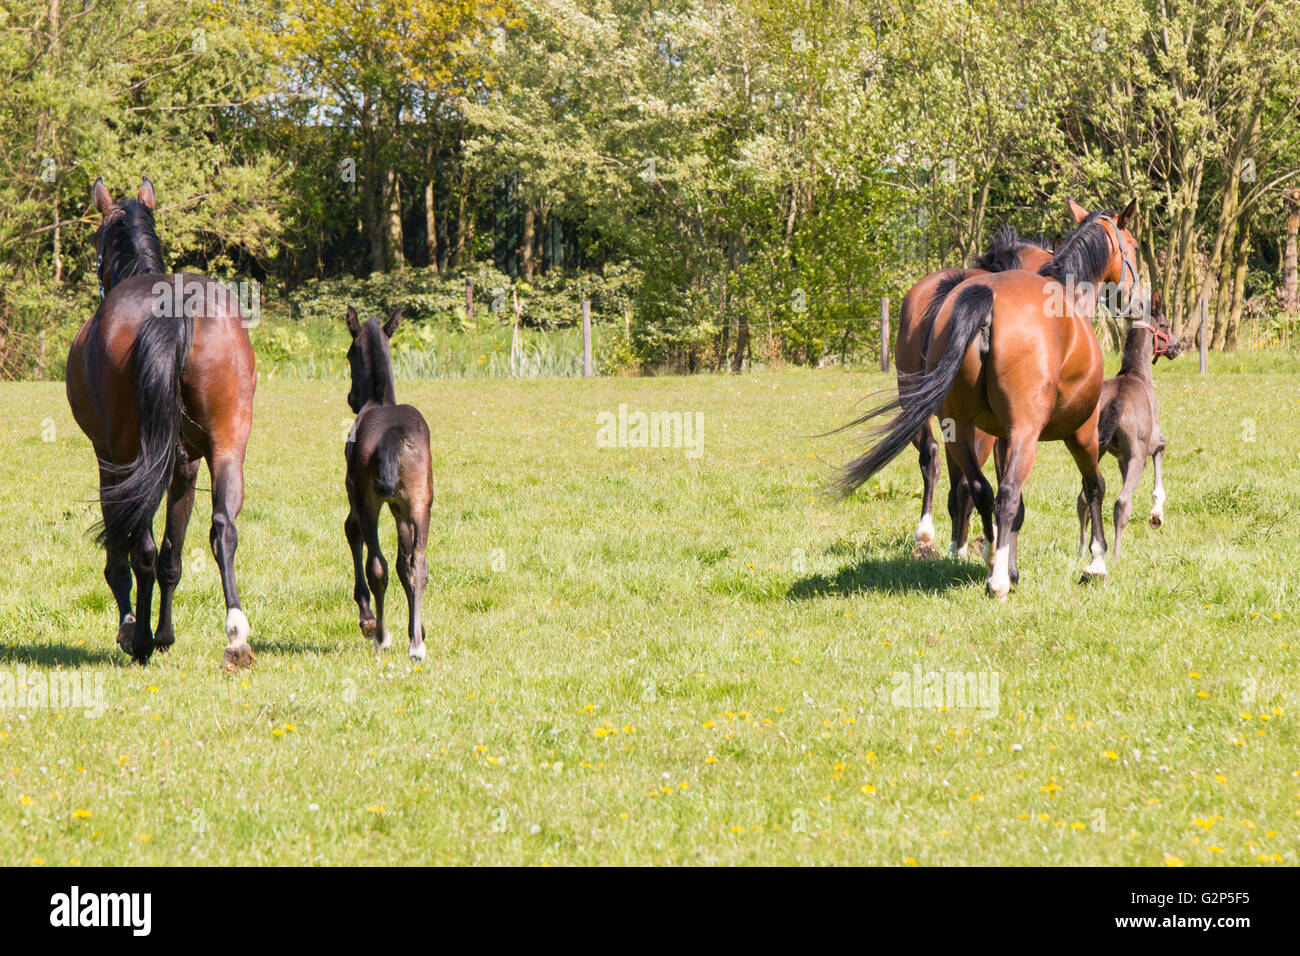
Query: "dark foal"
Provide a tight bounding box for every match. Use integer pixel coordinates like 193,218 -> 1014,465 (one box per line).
343,306 -> 433,661
1078,295 -> 1181,556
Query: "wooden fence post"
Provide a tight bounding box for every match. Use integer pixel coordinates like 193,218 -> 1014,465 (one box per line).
1198,295 -> 1208,374
880,296 -> 890,372
511,287 -> 522,376
465,276 -> 474,325
582,298 -> 593,378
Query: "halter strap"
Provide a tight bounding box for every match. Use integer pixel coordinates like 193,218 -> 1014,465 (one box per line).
1097,214 -> 1141,318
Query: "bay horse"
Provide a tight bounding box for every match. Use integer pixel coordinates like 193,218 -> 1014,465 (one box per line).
343,306 -> 433,661
66,178 -> 256,666
896,224 -> 1053,558
1077,291 -> 1180,556
838,200 -> 1141,599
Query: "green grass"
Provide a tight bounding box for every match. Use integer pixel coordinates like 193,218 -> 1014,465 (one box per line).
1,354 -> 1298,866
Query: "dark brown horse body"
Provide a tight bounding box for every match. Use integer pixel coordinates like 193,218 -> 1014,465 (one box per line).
840,201 -> 1142,599
343,307 -> 433,661
1078,296 -> 1180,555
66,178 -> 256,665
895,226 -> 1053,558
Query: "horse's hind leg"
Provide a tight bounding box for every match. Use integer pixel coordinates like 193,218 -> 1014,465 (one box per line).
1112,453 -> 1145,558
209,454 -> 254,668
393,504 -> 430,662
1066,424 -> 1108,583
944,446 -> 976,557
362,501 -> 391,651
97,464 -> 136,650
1148,437 -> 1167,527
911,422 -> 941,558
128,526 -> 159,663
154,455 -> 201,650
986,430 -> 1037,600
345,494 -> 377,642
951,428 -> 996,568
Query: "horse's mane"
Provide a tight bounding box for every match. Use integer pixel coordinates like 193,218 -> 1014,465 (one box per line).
972,223 -> 1047,272
1037,210 -> 1113,284
99,198 -> 165,286
358,320 -> 398,407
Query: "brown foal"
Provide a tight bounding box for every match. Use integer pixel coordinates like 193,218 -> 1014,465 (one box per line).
343,306 -> 433,661
839,200 -> 1142,599
896,225 -> 1053,558
1078,293 -> 1181,556
67,178 -> 256,666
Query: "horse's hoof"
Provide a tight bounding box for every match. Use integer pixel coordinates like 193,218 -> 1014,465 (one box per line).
911,543 -> 940,560
116,615 -> 136,655
1148,512 -> 1163,528
360,618 -> 377,642
376,628 -> 394,651
1079,570 -> 1107,586
221,643 -> 256,672
985,577 -> 1011,601
409,642 -> 426,662
154,631 -> 175,651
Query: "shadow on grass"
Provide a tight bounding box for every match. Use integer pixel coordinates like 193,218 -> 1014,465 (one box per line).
788,553 -> 986,599
0,643 -> 123,668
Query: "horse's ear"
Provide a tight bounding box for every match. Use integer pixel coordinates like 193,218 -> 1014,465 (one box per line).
382,307 -> 401,338
1067,199 -> 1089,224
345,305 -> 361,338
1117,198 -> 1137,230
93,177 -> 113,216
138,178 -> 156,210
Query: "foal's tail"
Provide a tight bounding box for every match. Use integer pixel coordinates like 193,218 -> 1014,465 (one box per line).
96,310 -> 194,551
834,284 -> 993,497
374,431 -> 403,499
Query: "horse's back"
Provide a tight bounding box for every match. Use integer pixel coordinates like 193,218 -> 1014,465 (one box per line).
67,273 -> 255,462
897,268 -> 969,376
347,404 -> 433,505
931,270 -> 1102,436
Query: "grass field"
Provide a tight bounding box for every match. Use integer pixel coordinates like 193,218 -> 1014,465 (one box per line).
2,353 -> 1298,866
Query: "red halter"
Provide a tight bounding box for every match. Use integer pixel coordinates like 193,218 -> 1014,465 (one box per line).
1129,321 -> 1171,364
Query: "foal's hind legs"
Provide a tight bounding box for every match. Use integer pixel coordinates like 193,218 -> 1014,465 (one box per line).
1112,453 -> 1145,558
345,503 -> 377,642
155,456 -> 201,651
911,422 -> 942,559
210,454 -> 254,668
393,508 -> 430,662
1065,425 -> 1108,584
1149,439 -> 1167,528
361,505 -> 392,651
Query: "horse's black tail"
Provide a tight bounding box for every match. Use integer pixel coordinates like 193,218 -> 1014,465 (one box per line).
1097,396 -> 1121,451
374,430 -> 402,499
834,284 -> 993,497
96,310 -> 194,552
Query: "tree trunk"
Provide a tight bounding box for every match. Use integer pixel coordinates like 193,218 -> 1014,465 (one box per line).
1283,188 -> 1300,317
361,104 -> 385,274
1225,225 -> 1250,351
424,178 -> 439,272
385,166 -> 405,269
520,203 -> 535,278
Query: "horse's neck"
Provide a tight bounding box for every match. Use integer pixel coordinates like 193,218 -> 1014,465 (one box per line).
364,356 -> 397,407
1118,330 -> 1154,379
